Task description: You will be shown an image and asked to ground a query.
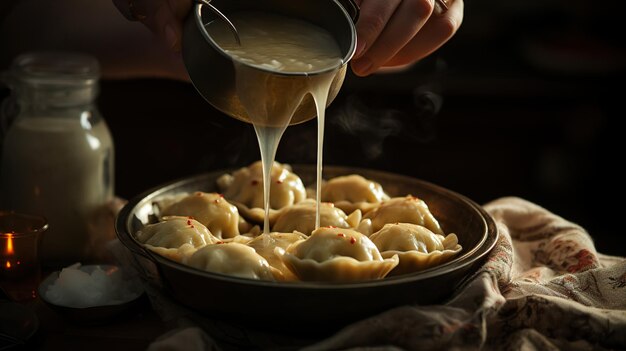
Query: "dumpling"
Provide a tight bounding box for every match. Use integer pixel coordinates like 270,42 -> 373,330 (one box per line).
321,174 -> 389,214
186,242 -> 279,281
369,223 -> 462,275
223,234 -> 255,245
217,160 -> 306,210
362,195 -> 443,234
160,192 -> 241,239
247,232 -> 307,281
272,199 -> 361,235
135,216 -> 219,262
282,227 -> 398,282
145,243 -> 198,263
135,216 -> 218,248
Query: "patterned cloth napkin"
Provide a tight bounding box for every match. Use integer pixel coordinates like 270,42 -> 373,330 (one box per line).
118,197 -> 626,351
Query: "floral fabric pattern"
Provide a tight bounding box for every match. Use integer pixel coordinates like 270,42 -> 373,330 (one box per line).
306,197 -> 626,351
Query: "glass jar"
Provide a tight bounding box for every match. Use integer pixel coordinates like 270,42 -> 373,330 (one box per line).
0,52 -> 114,267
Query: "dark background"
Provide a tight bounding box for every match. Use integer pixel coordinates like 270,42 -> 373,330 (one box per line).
3,0 -> 625,255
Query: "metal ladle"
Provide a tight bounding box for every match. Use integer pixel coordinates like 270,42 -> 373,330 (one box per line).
196,0 -> 448,45
195,0 -> 449,47
182,0 -> 358,125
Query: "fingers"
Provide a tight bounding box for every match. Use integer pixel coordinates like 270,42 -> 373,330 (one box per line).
351,0 -> 402,70
159,0 -> 192,52
112,0 -> 191,52
384,0 -> 463,67
169,0 -> 192,20
352,0 -> 402,75
350,0 -> 463,76
352,0 -> 434,76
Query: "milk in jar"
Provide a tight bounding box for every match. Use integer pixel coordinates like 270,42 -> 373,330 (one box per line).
0,52 -> 114,266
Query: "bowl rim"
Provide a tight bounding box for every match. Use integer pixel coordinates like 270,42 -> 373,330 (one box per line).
115,165 -> 497,289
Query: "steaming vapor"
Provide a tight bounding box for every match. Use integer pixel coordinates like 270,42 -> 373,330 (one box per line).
331,89 -> 442,159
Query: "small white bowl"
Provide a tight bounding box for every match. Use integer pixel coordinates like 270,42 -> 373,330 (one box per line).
38,264 -> 145,324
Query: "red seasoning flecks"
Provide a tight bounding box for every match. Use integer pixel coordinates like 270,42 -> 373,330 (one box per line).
337,233 -> 345,237
276,179 -> 283,184
251,180 -> 259,186
350,237 -> 356,244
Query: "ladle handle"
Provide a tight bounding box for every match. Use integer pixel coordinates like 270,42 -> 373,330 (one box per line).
337,0 -> 360,23
195,0 -> 241,45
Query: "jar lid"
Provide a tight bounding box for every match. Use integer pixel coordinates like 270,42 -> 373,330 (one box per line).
8,52 -> 100,88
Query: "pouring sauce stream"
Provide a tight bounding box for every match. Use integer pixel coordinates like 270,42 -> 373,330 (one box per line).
208,12 -> 343,234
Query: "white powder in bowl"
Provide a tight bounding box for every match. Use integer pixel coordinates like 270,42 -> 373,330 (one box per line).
44,263 -> 143,308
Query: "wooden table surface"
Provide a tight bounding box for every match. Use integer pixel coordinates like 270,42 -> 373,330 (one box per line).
26,298 -> 168,350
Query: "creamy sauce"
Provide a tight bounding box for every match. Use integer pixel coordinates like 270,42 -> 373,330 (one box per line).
208,13 -> 342,73
208,12 -> 343,234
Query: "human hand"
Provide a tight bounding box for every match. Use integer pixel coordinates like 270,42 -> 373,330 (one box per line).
112,0 -> 462,76
112,0 -> 192,52
351,0 -> 463,76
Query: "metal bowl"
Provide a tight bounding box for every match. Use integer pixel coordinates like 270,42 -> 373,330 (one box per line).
182,0 -> 358,126
115,165 -> 497,332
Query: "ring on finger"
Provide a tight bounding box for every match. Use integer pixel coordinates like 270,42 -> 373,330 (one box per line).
434,0 -> 452,15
